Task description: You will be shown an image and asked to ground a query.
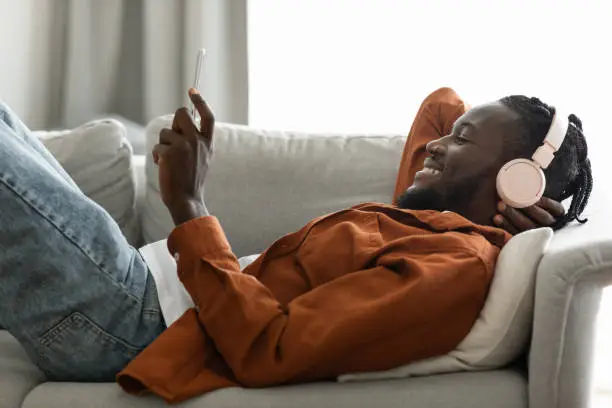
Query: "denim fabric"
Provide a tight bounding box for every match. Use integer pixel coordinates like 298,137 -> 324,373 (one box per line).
0,102 -> 165,381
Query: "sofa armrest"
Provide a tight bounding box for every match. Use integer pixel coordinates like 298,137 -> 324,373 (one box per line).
529,189 -> 612,408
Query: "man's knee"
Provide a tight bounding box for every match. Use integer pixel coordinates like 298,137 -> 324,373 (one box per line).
0,101 -> 20,130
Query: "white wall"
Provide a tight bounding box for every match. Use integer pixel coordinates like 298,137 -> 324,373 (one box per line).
249,0 -> 612,180
0,0 -> 55,129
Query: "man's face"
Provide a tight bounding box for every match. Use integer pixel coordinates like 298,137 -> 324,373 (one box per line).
398,102 -> 522,218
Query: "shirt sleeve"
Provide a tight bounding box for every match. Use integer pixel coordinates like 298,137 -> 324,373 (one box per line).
168,216 -> 493,387
393,88 -> 469,203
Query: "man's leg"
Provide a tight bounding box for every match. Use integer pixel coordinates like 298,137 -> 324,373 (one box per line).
0,102 -> 165,381
0,103 -> 80,190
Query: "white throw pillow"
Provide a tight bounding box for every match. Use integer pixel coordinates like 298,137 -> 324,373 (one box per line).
36,119 -> 140,246
338,227 -> 554,382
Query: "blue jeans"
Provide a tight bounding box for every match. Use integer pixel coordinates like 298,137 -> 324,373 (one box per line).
0,102 -> 165,381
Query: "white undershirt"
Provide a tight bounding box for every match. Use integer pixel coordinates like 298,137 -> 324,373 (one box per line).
139,240 -> 259,327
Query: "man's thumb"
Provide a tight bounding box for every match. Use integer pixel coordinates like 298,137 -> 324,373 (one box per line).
188,88 -> 214,132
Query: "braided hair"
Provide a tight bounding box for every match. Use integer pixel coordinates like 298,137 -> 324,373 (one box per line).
499,95 -> 593,229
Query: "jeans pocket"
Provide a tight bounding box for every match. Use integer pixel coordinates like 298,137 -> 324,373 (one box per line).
37,312 -> 143,381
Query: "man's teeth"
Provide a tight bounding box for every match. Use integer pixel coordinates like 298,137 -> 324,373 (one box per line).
422,167 -> 441,176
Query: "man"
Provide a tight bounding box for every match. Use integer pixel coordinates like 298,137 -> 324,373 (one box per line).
391,87 -> 586,232
0,87 -> 590,403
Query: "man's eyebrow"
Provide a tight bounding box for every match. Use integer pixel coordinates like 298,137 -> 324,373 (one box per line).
451,121 -> 476,133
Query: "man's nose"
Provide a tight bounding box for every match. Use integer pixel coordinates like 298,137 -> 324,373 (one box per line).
426,135 -> 448,156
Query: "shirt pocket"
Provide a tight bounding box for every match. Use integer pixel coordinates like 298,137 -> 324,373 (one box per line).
296,212 -> 383,287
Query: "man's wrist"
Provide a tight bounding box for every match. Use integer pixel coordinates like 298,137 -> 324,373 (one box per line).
167,198 -> 210,226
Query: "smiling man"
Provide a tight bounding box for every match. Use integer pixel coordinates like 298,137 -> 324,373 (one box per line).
0,87 -> 592,403
393,88 -> 588,232
398,103 -> 516,225
116,88 -> 591,401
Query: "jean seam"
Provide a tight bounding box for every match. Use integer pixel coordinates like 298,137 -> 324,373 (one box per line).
0,108 -> 12,130
0,174 -> 140,303
143,309 -> 162,316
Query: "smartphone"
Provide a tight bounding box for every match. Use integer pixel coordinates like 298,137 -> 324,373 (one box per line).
191,48 -> 206,120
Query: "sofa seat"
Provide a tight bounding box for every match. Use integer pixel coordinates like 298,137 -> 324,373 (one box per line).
2,331 -> 526,408
24,371 -> 528,408
0,331 -> 45,408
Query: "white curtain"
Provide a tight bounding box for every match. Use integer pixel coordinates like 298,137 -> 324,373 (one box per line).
0,0 -> 248,129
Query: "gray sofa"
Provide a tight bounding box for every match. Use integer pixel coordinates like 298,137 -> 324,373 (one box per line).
1,118 -> 611,408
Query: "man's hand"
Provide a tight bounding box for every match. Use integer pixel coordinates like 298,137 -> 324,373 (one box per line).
152,89 -> 214,225
493,197 -> 566,235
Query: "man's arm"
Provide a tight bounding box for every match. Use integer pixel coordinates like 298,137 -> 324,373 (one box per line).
393,87 -> 468,203
166,199 -> 209,226
152,88 -> 214,226
168,218 -> 493,386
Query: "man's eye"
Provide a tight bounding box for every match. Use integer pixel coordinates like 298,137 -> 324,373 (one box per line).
455,135 -> 468,145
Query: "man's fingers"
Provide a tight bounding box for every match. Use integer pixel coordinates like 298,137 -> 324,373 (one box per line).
172,107 -> 197,141
189,88 -> 215,140
168,89 -> 215,148
537,196 -> 566,218
493,214 -> 519,235
159,128 -> 182,145
498,202 -> 538,232
521,204 -> 556,226
152,144 -> 170,165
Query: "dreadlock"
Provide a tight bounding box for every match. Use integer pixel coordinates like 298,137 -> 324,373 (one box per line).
499,95 -> 593,230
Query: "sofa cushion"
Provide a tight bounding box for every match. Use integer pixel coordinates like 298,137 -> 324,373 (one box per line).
35,119 -> 140,246
0,331 -> 45,408
21,370 -> 526,408
143,117 -> 406,256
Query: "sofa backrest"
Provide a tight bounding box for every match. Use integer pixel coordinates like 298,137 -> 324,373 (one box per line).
143,116 -> 407,257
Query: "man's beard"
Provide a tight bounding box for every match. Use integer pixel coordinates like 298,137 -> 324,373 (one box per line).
397,186 -> 445,211
397,178 -> 481,213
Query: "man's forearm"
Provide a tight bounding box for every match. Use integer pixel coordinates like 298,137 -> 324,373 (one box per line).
167,199 -> 210,226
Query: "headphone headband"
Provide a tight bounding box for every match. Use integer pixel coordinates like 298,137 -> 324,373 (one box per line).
531,110 -> 568,169
543,111 -> 569,151
497,106 -> 569,208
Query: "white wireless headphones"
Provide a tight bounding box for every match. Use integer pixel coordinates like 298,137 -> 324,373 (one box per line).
496,111 -> 568,208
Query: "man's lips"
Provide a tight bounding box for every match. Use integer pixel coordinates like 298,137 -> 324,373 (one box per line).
416,167 -> 442,177
414,158 -> 444,183
422,158 -> 443,172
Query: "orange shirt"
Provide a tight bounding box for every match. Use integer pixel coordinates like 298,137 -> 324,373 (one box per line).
118,204 -> 509,403
117,87 -> 505,403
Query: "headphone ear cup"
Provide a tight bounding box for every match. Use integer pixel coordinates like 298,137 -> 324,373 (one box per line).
497,159 -> 546,208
